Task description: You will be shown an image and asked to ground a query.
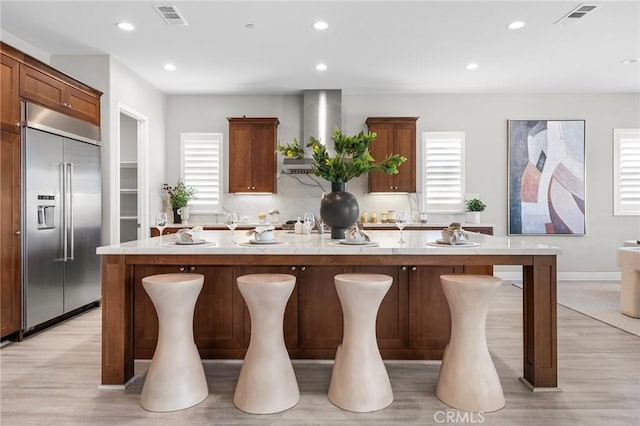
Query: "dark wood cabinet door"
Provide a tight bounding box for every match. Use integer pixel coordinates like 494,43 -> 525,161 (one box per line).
393,123 -> 416,192
228,124 -> 253,192
408,265 -> 462,355
298,265 -> 352,349
1,55 -> 20,134
366,117 -> 417,193
65,85 -> 100,125
354,265 -> 409,349
133,265 -> 244,358
191,265 -> 244,350
228,117 -> 278,193
250,125 -> 276,193
367,123 -> 393,192
240,266 -> 299,349
0,131 -> 21,338
20,64 -> 66,113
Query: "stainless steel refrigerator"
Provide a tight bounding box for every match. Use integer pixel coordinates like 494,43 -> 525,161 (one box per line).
22,102 -> 102,332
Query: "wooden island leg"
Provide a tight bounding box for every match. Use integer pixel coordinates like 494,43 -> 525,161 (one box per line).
100,255 -> 134,387
522,255 -> 559,390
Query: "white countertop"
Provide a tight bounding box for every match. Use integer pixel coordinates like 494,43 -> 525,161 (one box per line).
97,230 -> 560,256
161,222 -> 494,228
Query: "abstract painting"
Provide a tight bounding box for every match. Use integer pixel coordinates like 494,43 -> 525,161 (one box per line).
508,120 -> 585,235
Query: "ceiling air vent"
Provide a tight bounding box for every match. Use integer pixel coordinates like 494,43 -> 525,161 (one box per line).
154,5 -> 189,26
556,4 -> 598,24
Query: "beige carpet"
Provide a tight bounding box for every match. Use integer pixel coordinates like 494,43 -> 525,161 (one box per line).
512,281 -> 640,337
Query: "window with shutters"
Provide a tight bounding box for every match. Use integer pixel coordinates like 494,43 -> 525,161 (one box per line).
422,131 -> 465,213
180,132 -> 223,213
614,129 -> 640,216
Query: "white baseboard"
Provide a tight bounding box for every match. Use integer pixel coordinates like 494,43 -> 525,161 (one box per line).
495,271 -> 621,281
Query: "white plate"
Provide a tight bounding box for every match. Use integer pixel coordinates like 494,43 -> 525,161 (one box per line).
329,241 -> 379,247
436,239 -> 474,245
248,239 -> 280,245
339,239 -> 371,245
162,240 -> 215,247
427,241 -> 479,248
239,241 -> 288,247
175,239 -> 208,245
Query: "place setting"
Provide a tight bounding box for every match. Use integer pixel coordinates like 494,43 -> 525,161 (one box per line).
328,224 -> 379,248
426,223 -> 479,248
239,226 -> 288,247
160,226 -> 216,247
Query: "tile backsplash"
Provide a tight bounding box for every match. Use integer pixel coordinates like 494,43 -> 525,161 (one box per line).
185,173 -> 465,225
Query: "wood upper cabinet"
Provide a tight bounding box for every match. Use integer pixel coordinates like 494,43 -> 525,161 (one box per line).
20,64 -> 100,125
366,117 -> 418,193
0,130 -> 21,339
228,117 -> 278,193
1,54 -> 20,133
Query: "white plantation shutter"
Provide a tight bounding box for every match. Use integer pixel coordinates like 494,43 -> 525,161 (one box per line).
422,132 -> 465,212
614,129 -> 640,216
180,133 -> 223,213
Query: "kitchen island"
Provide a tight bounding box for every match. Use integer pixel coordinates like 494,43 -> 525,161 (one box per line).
97,230 -> 559,390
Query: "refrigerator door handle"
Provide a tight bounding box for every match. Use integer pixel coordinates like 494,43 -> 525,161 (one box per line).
68,163 -> 74,261
61,162 -> 68,262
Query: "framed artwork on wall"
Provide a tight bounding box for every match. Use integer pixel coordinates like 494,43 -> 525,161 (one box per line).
508,119 -> 586,235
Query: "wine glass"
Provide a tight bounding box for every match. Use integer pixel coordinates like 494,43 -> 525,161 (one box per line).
155,212 -> 167,238
225,212 -> 239,242
303,212 -> 315,234
396,211 -> 407,244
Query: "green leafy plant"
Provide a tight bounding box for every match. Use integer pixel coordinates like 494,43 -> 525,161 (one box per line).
163,180 -> 197,208
466,198 -> 486,212
276,139 -> 306,159
306,128 -> 407,183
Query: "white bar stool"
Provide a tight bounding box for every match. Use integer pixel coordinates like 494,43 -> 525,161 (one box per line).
436,274 -> 505,412
233,274 -> 299,414
140,273 -> 208,412
328,273 -> 393,412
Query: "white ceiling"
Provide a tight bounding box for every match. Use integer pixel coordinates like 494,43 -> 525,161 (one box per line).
1,0 -> 639,95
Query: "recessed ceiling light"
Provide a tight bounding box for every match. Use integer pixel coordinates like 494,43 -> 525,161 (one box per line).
508,21 -> 526,30
314,21 -> 328,30
116,22 -> 135,31
245,23 -> 255,29
164,63 -> 176,71
621,58 -> 639,65
315,63 -> 327,71
465,63 -> 479,71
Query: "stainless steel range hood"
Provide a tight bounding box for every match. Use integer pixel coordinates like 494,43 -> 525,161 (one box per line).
303,89 -> 342,148
282,89 -> 342,174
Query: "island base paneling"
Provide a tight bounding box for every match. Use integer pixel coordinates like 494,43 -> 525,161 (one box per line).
131,263 -> 459,360
102,251 -> 556,388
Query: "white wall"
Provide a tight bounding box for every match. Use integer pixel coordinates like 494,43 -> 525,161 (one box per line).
109,59 -> 166,244
1,30 -> 50,63
166,93 -> 640,275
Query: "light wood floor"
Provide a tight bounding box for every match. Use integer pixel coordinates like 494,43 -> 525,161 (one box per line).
1,284 -> 638,426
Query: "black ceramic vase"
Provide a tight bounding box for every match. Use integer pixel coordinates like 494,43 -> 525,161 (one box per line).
320,182 -> 360,239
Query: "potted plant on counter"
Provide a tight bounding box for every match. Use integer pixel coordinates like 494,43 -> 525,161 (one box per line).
163,180 -> 197,224
305,128 -> 406,239
465,198 -> 486,224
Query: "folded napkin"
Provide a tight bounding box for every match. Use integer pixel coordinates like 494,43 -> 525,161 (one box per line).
176,229 -> 194,243
346,224 -> 370,242
441,222 -> 469,245
245,225 -> 275,237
